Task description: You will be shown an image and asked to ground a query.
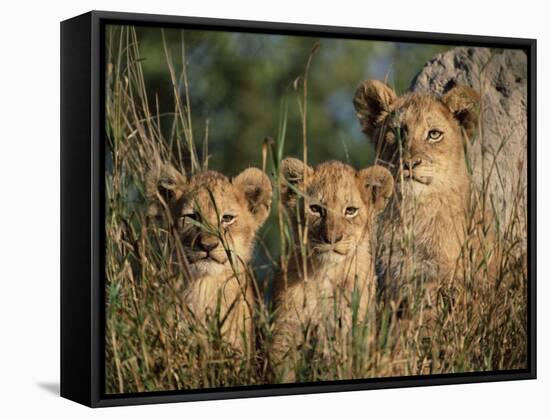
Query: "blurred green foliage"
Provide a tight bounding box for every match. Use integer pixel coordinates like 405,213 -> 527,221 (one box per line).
124,25 -> 448,172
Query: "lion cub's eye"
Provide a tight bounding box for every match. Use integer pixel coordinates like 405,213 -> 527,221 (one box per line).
179,212 -> 199,228
309,204 -> 323,216
427,129 -> 443,143
392,126 -> 407,142
181,212 -> 199,223
221,214 -> 237,225
344,207 -> 359,218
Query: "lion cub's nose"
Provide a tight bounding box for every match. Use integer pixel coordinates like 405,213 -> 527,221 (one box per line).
403,158 -> 422,170
321,230 -> 343,245
198,235 -> 220,252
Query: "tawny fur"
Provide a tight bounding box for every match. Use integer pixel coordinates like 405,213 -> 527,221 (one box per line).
354,80 -> 495,309
147,164 -> 272,353
271,159 -> 393,380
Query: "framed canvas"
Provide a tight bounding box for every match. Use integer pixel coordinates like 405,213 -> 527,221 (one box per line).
60,10 -> 536,407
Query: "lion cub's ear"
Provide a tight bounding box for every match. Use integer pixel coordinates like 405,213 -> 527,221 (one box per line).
145,163 -> 187,216
442,86 -> 481,140
353,80 -> 397,138
356,165 -> 394,214
280,157 -> 314,207
233,168 -> 273,226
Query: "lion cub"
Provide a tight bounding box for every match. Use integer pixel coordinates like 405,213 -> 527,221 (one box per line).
353,80 -> 494,327
148,164 -> 272,353
271,159 -> 393,380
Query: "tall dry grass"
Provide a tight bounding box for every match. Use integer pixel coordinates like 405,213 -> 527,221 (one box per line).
104,27 -> 527,394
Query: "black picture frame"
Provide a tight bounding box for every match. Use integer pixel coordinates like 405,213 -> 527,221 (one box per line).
60,10 -> 537,408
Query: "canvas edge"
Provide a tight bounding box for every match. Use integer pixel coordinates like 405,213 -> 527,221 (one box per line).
60,11 -> 94,407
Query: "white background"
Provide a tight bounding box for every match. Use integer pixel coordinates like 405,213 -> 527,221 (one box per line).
0,0 -> 546,417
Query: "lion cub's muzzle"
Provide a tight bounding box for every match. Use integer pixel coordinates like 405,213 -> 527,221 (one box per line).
400,158 -> 433,185
186,233 -> 228,264
310,235 -> 355,256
